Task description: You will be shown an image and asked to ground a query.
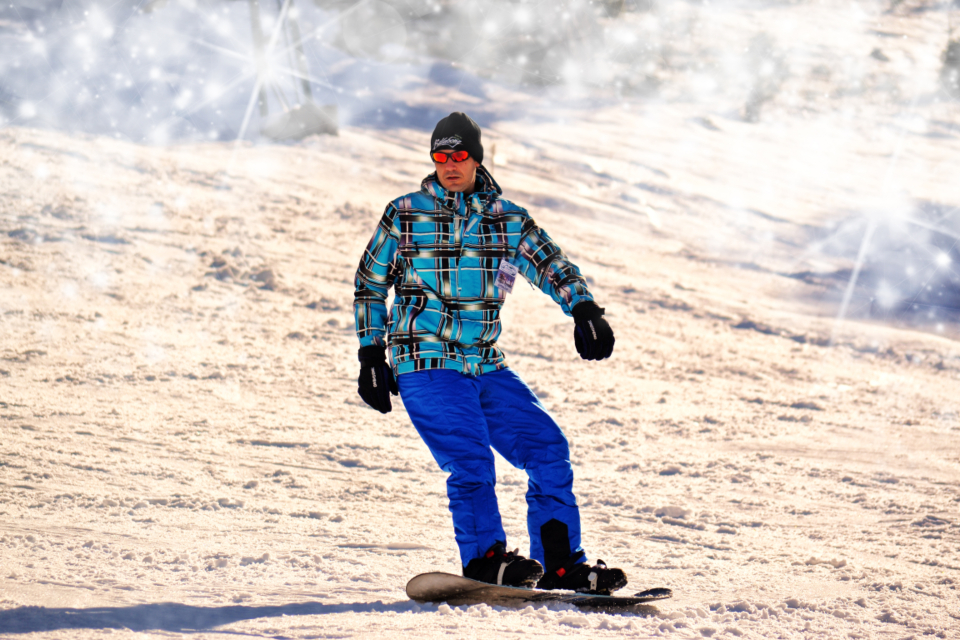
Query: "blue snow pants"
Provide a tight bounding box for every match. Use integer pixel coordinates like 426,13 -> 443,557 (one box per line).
397,367 -> 584,568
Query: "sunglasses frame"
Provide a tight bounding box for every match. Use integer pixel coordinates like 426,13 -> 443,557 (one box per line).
432,150 -> 471,164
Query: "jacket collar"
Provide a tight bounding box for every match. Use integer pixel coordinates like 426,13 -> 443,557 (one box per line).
421,164 -> 502,210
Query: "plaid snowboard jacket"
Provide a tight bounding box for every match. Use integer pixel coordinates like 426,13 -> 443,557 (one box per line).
354,166 -> 594,376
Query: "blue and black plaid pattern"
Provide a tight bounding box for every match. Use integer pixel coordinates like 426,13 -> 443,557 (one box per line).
354,166 -> 594,376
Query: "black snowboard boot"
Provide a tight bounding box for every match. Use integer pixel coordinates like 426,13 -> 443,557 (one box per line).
536,550 -> 627,594
463,543 -> 544,588
537,518 -> 628,594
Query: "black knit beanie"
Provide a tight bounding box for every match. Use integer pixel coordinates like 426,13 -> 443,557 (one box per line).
430,112 -> 483,164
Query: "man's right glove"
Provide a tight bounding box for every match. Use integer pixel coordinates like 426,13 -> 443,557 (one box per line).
572,301 -> 615,361
357,345 -> 398,413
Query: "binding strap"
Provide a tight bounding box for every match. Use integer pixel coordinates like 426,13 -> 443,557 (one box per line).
495,548 -> 523,586
587,559 -> 608,592
497,561 -> 508,586
551,550 -> 586,579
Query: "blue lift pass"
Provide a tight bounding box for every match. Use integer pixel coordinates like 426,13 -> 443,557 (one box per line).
495,260 -> 519,294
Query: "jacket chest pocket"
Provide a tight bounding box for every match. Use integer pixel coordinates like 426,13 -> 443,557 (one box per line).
398,240 -> 460,263
398,242 -> 420,260
398,213 -> 456,261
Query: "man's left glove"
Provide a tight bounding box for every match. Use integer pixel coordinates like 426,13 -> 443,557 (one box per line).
572,301 -> 615,361
357,345 -> 398,413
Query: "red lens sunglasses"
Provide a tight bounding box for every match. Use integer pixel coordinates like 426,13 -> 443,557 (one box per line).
432,150 -> 470,163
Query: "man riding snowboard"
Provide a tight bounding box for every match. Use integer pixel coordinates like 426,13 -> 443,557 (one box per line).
353,112 -> 623,594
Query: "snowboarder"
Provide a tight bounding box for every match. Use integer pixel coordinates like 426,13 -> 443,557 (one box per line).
353,112 -> 624,594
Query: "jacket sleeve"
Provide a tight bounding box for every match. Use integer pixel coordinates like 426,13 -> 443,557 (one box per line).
513,215 -> 593,316
354,203 -> 402,347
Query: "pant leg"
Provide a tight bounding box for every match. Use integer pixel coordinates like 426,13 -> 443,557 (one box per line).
397,369 -> 506,567
476,368 -> 585,572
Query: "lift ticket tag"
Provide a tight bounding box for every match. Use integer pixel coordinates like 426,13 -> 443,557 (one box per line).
495,260 -> 519,294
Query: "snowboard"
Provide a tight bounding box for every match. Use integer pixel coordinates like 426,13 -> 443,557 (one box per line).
406,572 -> 672,610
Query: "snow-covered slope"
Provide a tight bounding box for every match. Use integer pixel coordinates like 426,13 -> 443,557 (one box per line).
2,1 -> 960,638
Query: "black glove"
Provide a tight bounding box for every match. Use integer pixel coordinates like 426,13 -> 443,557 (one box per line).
572,301 -> 615,361
357,345 -> 398,413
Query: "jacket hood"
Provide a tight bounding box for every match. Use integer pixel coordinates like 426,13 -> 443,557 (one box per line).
420,163 -> 502,204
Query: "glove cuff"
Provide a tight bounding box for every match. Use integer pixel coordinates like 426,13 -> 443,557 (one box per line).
572,300 -> 604,323
358,345 -> 387,364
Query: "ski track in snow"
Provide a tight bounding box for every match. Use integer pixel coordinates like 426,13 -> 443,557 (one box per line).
2,2 -> 960,639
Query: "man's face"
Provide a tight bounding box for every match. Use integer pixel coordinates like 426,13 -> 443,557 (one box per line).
434,150 -> 479,193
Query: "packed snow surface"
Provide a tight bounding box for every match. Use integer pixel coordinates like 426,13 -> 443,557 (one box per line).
2,0 -> 960,638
